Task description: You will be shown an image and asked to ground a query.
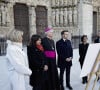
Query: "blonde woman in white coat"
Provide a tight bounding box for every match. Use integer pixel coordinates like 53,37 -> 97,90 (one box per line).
6,29 -> 32,90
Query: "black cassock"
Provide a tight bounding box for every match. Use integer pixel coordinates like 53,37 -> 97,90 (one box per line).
42,37 -> 60,90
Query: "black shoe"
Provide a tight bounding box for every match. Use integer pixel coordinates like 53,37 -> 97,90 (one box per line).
82,80 -> 88,84
66,84 -> 73,90
60,85 -> 64,90
85,80 -> 88,83
82,80 -> 86,84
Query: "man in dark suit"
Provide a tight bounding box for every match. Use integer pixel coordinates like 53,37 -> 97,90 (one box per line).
56,30 -> 73,90
94,31 -> 100,43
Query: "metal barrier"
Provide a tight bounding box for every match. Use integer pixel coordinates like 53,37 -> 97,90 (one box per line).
0,36 -> 7,56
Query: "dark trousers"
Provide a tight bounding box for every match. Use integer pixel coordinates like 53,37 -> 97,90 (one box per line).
31,70 -> 49,90
80,62 -> 88,82
32,80 -> 49,90
60,65 -> 71,86
46,59 -> 60,90
32,85 -> 42,90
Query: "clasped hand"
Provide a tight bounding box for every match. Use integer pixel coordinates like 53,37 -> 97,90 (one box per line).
66,57 -> 72,62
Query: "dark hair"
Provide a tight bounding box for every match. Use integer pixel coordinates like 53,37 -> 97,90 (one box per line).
61,30 -> 69,35
29,34 -> 41,46
81,35 -> 87,42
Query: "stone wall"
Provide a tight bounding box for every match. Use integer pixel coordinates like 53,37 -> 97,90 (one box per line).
0,0 -> 51,37
0,0 -> 100,47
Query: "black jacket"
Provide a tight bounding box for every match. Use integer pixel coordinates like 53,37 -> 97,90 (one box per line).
56,39 -> 73,68
42,37 -> 55,51
27,45 -> 47,70
27,45 -> 47,86
79,43 -> 89,66
94,37 -> 100,43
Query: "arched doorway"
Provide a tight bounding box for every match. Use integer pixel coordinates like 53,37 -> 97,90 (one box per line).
13,3 -> 29,45
36,6 -> 48,37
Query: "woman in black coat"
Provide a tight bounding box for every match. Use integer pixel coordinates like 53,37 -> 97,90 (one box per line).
27,35 -> 48,90
79,35 -> 89,84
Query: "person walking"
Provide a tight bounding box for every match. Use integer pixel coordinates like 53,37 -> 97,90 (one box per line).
56,30 -> 73,90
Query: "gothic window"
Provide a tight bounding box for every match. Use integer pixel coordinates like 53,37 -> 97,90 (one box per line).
51,0 -> 78,27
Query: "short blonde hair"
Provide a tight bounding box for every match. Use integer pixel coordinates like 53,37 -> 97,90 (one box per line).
7,29 -> 23,42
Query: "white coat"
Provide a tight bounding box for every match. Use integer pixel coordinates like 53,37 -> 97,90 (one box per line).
6,42 -> 32,90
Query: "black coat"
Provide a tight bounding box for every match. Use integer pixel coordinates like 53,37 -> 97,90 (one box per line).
56,39 -> 73,68
94,37 -> 100,43
42,37 -> 55,51
42,37 -> 60,90
79,43 -> 89,67
27,45 -> 47,86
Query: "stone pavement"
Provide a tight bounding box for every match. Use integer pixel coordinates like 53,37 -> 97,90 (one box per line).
0,49 -> 99,90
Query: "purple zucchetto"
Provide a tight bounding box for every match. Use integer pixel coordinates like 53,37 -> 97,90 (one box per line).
45,27 -> 53,33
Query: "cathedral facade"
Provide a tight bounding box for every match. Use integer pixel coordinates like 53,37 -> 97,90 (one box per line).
0,0 -> 100,48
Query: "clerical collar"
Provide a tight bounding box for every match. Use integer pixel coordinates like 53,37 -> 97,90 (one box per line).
63,39 -> 67,42
46,36 -> 52,40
